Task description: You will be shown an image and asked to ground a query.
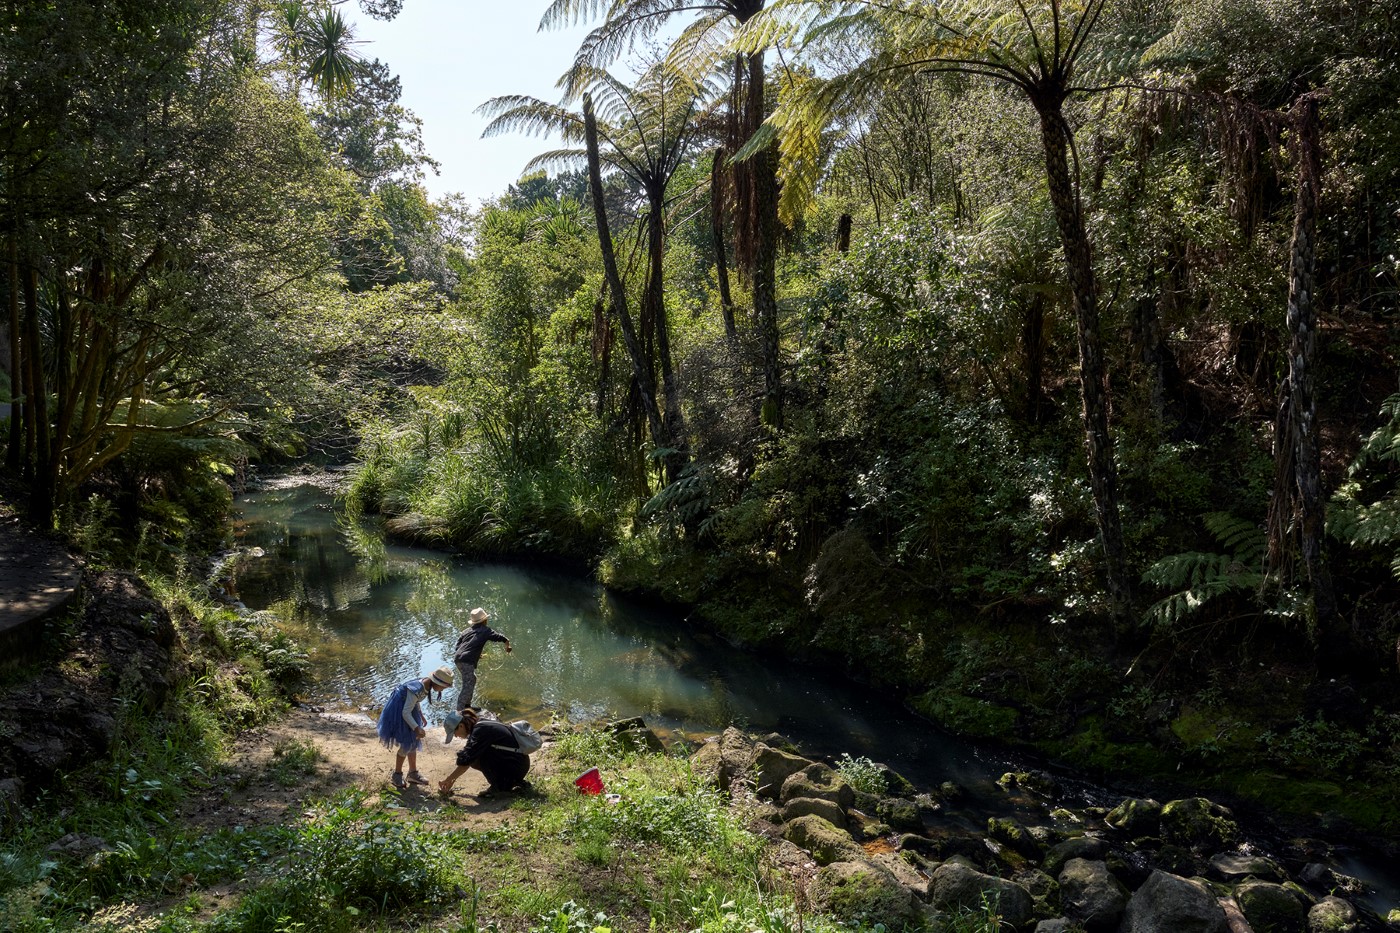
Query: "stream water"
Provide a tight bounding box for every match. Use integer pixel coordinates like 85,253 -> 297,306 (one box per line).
230,475 -> 1400,913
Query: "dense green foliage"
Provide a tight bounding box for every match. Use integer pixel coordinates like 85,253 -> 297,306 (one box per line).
5,0 -> 1400,880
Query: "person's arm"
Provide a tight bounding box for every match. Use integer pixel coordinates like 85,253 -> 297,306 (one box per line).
440,730 -> 485,792
490,629 -> 512,652
401,685 -> 425,735
438,763 -> 471,793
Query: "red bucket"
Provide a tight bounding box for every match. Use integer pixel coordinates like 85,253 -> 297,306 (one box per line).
574,767 -> 604,795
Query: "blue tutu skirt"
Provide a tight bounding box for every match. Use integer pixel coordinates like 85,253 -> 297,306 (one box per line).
376,681 -> 426,753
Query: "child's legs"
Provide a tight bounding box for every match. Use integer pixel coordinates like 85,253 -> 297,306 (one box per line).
455,663 -> 478,711
406,751 -> 418,772
394,752 -> 406,773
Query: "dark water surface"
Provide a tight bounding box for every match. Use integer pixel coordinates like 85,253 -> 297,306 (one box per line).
232,477 -> 1400,913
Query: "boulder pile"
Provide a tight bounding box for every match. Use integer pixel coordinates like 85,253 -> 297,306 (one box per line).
691,727 -> 1393,932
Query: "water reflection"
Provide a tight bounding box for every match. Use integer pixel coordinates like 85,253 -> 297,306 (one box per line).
230,480 -> 1001,794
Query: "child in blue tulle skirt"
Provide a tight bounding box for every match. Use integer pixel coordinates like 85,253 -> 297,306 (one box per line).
377,666 -> 453,788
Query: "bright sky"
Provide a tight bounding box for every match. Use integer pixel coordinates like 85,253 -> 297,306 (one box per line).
345,1 -> 591,206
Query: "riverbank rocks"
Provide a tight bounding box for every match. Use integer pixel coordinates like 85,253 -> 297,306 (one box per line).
1121,870 -> 1229,933
0,570 -> 183,793
691,727 -> 757,791
688,729 -> 1395,933
930,862 -> 1035,929
780,763 -> 854,809
1160,797 -> 1240,851
1059,858 -> 1128,931
1210,852 -> 1287,883
752,745 -> 810,799
1234,880 -> 1309,933
989,817 -> 1045,861
1307,895 -> 1360,932
1107,798 -> 1163,838
782,795 -> 847,829
809,860 -> 922,928
782,814 -> 862,865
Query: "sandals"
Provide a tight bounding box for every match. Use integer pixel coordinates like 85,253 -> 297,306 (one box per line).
406,771 -> 430,786
390,771 -> 406,789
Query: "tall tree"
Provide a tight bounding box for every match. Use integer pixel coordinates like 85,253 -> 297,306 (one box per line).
541,0 -> 785,427
480,63 -> 715,482
749,0 -> 1160,620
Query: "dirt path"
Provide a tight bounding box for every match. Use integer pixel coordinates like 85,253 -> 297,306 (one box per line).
183,707 -> 559,831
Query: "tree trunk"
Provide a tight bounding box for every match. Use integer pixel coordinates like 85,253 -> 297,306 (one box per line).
5,235 -> 21,471
645,187 -> 688,483
837,214 -> 852,254
21,252 -> 53,525
1023,292 -> 1045,425
582,94 -> 666,462
748,50 -> 782,429
1036,100 -> 1131,621
1267,93 -> 1336,624
710,147 -> 737,340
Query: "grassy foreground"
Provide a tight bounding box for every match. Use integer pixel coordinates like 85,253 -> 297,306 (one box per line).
0,576 -> 1001,933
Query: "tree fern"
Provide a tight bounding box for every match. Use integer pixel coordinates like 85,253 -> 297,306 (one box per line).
641,462 -> 719,538
1330,393 -> 1400,581
1141,512 -> 1269,630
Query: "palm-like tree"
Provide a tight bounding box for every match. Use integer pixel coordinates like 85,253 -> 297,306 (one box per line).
750,0 -> 1156,620
271,1 -> 364,101
480,64 -> 717,482
540,0 -> 784,427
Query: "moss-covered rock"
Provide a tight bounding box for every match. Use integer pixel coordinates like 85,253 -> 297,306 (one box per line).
875,796 -> 923,833
1106,798 -> 1162,838
780,764 -> 854,809
781,796 -> 846,829
1234,882 -> 1308,933
752,746 -> 811,800
929,862 -> 1035,929
1058,858 -> 1128,932
1306,896 -> 1359,933
782,814 -> 861,865
1043,836 -> 1108,877
988,817 -> 1045,861
809,861 -> 922,928
1159,797 -> 1239,852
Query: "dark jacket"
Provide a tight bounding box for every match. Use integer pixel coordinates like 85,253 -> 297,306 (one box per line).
454,624 -> 508,666
456,720 -> 530,790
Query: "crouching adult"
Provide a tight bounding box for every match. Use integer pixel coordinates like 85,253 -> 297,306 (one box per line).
438,708 -> 531,797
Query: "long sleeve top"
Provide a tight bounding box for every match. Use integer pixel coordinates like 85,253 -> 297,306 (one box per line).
454,624 -> 509,666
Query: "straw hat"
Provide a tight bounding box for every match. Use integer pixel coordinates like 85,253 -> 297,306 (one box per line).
428,667 -> 454,689
469,607 -> 490,625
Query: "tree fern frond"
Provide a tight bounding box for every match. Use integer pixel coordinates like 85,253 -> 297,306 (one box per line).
1202,511 -> 1265,561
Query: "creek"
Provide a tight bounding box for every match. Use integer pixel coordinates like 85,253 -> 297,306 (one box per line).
231,475 -> 1400,915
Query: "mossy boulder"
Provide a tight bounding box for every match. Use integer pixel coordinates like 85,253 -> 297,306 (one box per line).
809,861 -> 922,928
781,796 -> 847,829
1208,852 -> 1285,883
876,796 -> 923,833
929,862 -> 1035,930
780,763 -> 854,809
1307,896 -> 1360,932
752,746 -> 812,800
989,817 -> 1045,861
1120,870 -> 1228,933
689,727 -> 756,791
782,814 -> 861,865
1106,798 -> 1162,838
1235,881 -> 1308,933
1043,836 -> 1108,877
1058,858 -> 1128,932
1159,798 -> 1239,852
615,727 -> 664,754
